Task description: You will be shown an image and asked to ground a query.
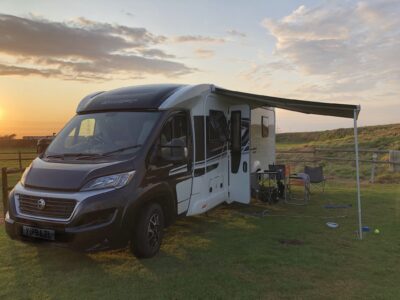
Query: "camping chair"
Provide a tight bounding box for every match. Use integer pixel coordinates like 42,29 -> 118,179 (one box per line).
268,164 -> 310,205
270,164 -> 310,205
304,165 -> 326,193
287,172 -> 310,205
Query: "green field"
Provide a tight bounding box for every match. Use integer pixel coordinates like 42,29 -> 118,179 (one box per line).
1,180 -> 399,299
0,125 -> 399,299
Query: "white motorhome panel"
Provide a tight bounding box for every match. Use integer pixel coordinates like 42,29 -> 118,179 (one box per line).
176,178 -> 192,203
250,108 -> 276,171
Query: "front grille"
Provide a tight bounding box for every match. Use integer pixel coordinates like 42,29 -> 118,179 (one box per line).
17,194 -> 77,220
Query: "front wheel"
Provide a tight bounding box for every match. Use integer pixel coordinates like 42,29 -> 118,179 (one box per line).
130,203 -> 164,258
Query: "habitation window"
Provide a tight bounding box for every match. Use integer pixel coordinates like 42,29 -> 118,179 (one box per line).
207,110 -> 228,156
261,116 -> 269,138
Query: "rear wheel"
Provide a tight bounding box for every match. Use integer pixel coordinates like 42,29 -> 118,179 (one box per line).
130,203 -> 164,258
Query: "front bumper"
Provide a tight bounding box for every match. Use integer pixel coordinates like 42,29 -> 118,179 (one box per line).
5,184 -> 132,251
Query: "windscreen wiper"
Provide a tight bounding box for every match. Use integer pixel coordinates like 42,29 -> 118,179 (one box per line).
45,153 -> 102,160
101,144 -> 142,157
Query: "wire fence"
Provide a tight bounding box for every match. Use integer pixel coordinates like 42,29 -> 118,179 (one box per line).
276,147 -> 400,183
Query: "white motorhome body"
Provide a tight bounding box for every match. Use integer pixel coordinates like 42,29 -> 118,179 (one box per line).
159,84 -> 276,215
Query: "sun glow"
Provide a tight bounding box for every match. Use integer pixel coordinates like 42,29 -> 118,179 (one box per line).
0,107 -> 3,120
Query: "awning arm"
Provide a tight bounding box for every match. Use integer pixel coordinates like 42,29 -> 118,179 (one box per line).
353,107 -> 363,239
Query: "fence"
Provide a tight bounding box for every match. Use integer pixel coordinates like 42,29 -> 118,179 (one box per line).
0,151 -> 35,215
0,147 -> 399,213
276,148 -> 400,183
0,151 -> 37,170
1,167 -> 26,216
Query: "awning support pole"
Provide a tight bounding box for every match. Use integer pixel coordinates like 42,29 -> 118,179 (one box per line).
354,109 -> 362,239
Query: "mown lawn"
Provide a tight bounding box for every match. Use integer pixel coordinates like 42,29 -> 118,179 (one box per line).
1,173 -> 399,299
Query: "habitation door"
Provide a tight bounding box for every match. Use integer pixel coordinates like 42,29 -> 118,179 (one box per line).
229,105 -> 251,204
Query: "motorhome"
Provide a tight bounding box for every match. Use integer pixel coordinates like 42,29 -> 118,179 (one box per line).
5,84 -> 359,257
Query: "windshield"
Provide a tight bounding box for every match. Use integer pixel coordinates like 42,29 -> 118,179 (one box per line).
45,111 -> 160,160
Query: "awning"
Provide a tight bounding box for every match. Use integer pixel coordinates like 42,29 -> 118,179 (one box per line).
213,87 -> 360,119
214,86 -> 363,239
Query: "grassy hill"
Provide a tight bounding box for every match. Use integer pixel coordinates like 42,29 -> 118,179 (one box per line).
277,123 -> 400,150
276,123 -> 400,183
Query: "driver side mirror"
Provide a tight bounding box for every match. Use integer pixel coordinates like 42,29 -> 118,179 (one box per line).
37,138 -> 52,156
159,138 -> 188,162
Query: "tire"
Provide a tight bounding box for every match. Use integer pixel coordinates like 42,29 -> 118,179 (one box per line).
130,202 -> 164,258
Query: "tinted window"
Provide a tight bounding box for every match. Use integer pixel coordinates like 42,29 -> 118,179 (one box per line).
194,116 -> 205,162
262,116 -> 269,137
159,113 -> 188,161
160,114 -> 187,146
209,110 -> 228,142
231,111 -> 241,153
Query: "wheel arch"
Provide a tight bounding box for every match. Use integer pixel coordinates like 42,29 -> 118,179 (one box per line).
123,182 -> 177,231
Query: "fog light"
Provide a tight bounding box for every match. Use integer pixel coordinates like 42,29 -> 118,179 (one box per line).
75,208 -> 116,227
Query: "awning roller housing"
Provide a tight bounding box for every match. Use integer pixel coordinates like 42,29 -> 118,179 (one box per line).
213,87 -> 360,119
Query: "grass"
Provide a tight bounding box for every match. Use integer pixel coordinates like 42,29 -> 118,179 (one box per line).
1,172 -> 400,298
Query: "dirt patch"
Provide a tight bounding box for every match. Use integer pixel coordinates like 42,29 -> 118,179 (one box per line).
278,239 -> 304,246
0,217 -> 4,225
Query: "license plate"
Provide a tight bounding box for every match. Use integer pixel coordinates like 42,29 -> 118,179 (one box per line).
22,226 -> 55,241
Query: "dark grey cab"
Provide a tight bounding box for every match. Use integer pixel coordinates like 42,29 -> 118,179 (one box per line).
5,84 -> 193,258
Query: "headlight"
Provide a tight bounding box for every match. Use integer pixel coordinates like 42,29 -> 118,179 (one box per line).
20,165 -> 31,186
81,171 -> 135,191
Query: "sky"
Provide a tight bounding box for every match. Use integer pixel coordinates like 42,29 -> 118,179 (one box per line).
0,0 -> 399,137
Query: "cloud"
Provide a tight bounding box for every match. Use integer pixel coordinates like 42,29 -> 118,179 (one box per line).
0,64 -> 61,77
172,35 -> 225,43
262,0 -> 400,93
239,60 -> 294,83
137,48 -> 176,59
0,14 -> 194,81
226,29 -> 247,38
194,48 -> 215,59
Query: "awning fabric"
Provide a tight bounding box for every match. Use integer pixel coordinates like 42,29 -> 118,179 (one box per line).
213,87 -> 360,119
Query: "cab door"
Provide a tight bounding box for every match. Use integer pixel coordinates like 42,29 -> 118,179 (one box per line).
229,105 -> 251,204
147,111 -> 193,215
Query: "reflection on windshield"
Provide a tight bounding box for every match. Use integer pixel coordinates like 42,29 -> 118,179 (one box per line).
46,111 -> 160,159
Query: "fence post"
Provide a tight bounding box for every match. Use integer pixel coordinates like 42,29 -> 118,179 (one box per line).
1,167 -> 8,216
370,152 -> 377,183
312,147 -> 317,166
18,151 -> 22,170
389,150 -> 400,172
